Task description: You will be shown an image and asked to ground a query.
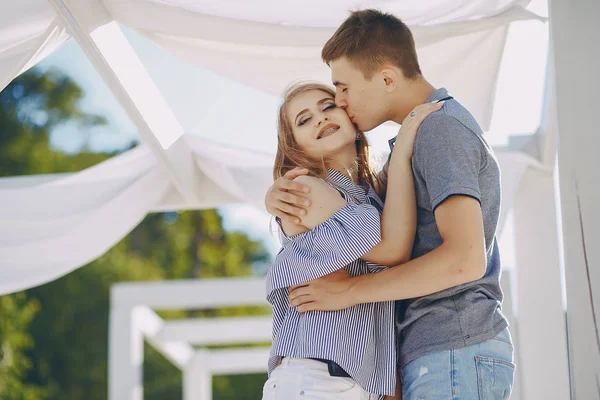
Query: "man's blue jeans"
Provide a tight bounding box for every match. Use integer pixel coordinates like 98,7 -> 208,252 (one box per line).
401,327 -> 515,399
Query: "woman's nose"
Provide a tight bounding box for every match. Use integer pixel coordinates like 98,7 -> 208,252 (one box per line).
316,116 -> 328,126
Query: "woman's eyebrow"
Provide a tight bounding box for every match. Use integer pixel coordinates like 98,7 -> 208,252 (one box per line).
294,98 -> 334,124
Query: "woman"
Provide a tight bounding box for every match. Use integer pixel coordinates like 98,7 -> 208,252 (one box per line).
263,82 -> 443,400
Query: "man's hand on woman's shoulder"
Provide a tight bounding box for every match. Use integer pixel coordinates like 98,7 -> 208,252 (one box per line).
291,176 -> 346,229
264,167 -> 311,224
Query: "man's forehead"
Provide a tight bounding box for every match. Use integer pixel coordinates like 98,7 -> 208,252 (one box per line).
330,67 -> 347,87
330,58 -> 360,85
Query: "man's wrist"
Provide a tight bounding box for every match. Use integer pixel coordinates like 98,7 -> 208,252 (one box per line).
348,274 -> 367,306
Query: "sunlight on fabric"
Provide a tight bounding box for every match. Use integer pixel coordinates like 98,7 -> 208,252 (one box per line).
91,22 -> 184,149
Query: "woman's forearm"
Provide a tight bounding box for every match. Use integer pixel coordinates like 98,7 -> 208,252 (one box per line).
361,154 -> 416,266
381,154 -> 416,262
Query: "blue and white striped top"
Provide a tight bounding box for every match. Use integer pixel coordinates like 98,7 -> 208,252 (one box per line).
266,169 -> 396,398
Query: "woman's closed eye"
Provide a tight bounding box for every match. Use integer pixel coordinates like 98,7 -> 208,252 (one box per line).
298,116 -> 311,126
298,103 -> 335,126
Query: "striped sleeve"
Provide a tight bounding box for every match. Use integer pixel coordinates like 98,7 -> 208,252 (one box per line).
267,202 -> 381,295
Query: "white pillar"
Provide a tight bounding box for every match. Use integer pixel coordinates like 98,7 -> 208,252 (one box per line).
500,270 -> 521,400
109,306 -> 144,400
183,350 -> 212,400
512,168 -> 570,399
549,0 -> 600,398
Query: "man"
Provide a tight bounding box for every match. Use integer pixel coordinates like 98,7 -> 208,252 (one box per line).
265,9 -> 514,400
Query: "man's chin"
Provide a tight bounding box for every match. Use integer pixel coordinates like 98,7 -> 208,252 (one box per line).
353,120 -> 368,131
360,119 -> 388,133
354,121 -> 375,133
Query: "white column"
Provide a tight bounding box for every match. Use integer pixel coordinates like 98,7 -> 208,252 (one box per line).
500,270 -> 521,400
549,0 -> 600,398
512,168 -> 570,399
109,306 -> 144,400
183,350 -> 212,400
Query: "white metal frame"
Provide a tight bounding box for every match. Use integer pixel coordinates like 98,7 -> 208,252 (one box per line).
109,277 -> 271,400
109,272 -> 519,400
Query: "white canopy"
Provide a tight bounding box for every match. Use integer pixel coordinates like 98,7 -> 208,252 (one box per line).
0,0 -> 544,294
2,1 -> 599,397
1,0 -> 543,129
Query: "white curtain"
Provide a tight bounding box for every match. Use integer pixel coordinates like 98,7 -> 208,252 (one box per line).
104,0 -> 541,130
0,136 -> 274,294
0,0 -> 542,293
0,0 -> 70,92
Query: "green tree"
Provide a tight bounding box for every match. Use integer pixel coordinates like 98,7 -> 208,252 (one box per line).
0,68 -> 109,177
0,294 -> 50,400
0,68 -> 112,399
0,68 -> 272,400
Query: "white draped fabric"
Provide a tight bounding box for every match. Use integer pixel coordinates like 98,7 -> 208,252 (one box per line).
0,135 -> 529,295
0,0 -> 70,92
0,137 -> 274,294
105,0 -> 541,131
0,0 -> 542,293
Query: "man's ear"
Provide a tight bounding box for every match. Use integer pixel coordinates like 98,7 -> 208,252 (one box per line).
380,68 -> 397,92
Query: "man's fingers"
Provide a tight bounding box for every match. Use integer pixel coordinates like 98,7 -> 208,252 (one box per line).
283,167 -> 309,181
277,191 -> 311,208
278,179 -> 311,195
273,197 -> 306,216
277,202 -> 307,218
290,294 -> 314,308
288,286 -> 310,301
275,211 -> 301,225
289,283 -> 308,292
297,302 -> 317,313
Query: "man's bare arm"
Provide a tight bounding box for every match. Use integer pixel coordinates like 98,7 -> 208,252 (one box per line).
289,195 -> 487,310
351,195 -> 486,303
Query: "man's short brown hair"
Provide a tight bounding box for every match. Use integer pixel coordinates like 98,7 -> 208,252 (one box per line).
322,9 -> 422,80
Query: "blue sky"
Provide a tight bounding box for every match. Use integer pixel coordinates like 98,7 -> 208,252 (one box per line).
36,1 -> 548,258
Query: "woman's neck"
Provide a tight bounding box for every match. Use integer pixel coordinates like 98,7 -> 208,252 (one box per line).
328,150 -> 359,184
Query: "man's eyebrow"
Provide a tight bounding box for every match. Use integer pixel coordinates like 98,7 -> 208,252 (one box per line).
333,81 -> 346,87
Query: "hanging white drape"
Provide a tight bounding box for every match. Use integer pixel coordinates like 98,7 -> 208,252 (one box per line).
0,0 -> 544,294
0,134 -> 532,295
104,0 -> 541,130
0,136 -> 274,294
0,0 -> 71,92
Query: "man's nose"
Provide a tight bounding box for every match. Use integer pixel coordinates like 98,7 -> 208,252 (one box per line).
335,96 -> 347,109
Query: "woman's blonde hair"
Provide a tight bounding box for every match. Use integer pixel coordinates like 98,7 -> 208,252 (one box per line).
273,82 -> 379,191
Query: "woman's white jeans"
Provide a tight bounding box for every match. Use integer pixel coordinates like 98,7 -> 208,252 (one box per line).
261,358 -> 378,400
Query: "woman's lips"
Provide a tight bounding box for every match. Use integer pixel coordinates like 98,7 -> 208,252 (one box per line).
317,123 -> 340,139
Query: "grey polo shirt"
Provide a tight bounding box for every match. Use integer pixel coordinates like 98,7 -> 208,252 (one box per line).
395,88 -> 508,367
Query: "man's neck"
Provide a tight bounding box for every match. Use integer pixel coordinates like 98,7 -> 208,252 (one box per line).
389,79 -> 437,124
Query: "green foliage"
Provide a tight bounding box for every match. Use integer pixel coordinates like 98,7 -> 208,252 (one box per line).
0,294 -> 51,400
0,68 -> 272,400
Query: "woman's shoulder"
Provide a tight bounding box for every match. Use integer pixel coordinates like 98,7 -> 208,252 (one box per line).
295,175 -> 346,203
293,175 -> 327,187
